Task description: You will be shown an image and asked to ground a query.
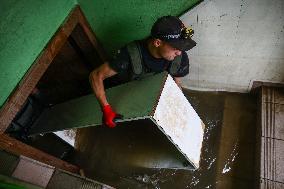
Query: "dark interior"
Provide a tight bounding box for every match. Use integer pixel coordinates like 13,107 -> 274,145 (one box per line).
5,24 -> 104,162
36,24 -> 102,105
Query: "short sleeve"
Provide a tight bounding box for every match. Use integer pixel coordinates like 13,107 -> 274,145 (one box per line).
108,46 -> 131,73
171,51 -> 190,77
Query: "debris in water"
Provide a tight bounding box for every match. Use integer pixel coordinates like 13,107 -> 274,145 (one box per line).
222,142 -> 238,174
222,166 -> 231,173
54,129 -> 76,146
207,157 -> 216,170
128,173 -> 163,188
189,176 -> 200,186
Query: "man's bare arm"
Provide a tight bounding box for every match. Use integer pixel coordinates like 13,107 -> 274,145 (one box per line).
89,63 -> 117,107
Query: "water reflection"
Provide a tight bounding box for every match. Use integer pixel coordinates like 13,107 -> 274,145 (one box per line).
124,109 -> 223,188
76,90 -> 256,188
121,90 -> 256,189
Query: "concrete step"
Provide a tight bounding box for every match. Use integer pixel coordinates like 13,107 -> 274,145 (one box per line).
257,87 -> 284,188
0,150 -> 114,189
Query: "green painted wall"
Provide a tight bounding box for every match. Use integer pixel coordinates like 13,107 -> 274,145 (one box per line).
0,0 -> 76,107
0,0 -> 199,108
77,0 -> 200,55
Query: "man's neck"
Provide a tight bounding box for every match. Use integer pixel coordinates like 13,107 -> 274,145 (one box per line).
147,39 -> 162,59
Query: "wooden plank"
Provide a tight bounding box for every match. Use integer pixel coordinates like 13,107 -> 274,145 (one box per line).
30,73 -> 205,170
76,6 -> 108,63
69,26 -> 102,69
0,134 -> 79,173
30,72 -> 167,134
0,6 -> 107,133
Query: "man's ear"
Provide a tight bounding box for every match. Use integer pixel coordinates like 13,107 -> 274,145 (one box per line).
153,39 -> 162,47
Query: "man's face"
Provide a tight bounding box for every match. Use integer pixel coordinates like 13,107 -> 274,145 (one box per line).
157,41 -> 182,61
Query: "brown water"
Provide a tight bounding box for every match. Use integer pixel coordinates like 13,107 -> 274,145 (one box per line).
75,89 -> 257,189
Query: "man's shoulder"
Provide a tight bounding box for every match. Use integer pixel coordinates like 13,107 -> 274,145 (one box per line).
108,45 -> 132,73
124,39 -> 148,63
125,39 -> 146,49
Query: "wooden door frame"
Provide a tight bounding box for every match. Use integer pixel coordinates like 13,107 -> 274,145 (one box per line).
0,5 -> 107,173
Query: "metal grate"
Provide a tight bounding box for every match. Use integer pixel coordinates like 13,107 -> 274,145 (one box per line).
80,181 -> 102,189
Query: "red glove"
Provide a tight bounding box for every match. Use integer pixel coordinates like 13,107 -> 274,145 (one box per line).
102,105 -> 123,128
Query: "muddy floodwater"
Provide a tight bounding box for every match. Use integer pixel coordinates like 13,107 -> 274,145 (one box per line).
75,89 -> 257,189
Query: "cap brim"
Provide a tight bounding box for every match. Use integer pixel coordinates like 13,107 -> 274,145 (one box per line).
168,38 -> 196,51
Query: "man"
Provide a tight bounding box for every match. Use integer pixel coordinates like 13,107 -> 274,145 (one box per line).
89,15 -> 196,128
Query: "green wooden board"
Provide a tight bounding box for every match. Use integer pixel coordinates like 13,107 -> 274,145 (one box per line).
30,72 -> 167,134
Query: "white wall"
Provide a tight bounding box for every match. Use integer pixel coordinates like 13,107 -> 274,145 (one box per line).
181,0 -> 284,92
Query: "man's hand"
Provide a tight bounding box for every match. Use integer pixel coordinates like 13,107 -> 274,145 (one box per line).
102,105 -> 123,128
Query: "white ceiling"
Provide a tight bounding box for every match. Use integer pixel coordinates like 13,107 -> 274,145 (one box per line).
180,0 -> 284,92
